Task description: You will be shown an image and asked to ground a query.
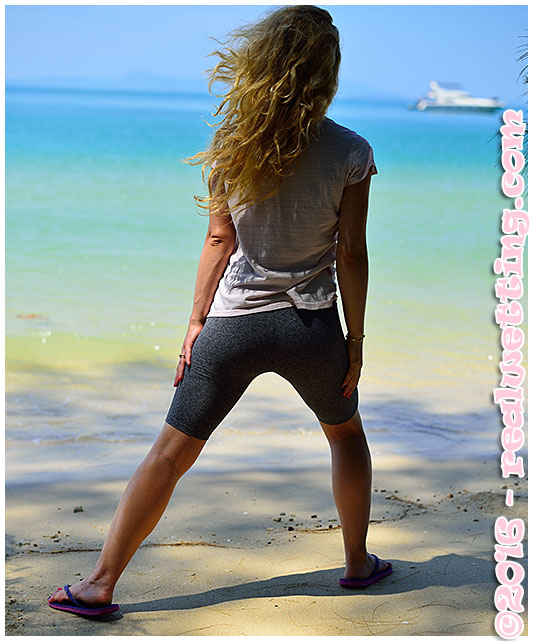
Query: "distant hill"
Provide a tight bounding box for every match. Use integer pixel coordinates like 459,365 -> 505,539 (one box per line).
5,71 -> 406,102
5,72 -> 204,94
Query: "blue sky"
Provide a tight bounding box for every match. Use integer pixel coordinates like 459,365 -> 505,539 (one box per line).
5,4 -> 528,105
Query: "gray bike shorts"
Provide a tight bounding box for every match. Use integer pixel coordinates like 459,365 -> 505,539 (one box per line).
165,301 -> 358,441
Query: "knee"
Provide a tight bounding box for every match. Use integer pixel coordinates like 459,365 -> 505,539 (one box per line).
319,410 -> 365,444
146,423 -> 207,478
143,449 -> 182,480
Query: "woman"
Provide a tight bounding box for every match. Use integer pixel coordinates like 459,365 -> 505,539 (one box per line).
48,5 -> 392,616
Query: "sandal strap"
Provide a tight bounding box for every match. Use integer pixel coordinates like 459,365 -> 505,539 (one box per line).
371,554 -> 381,575
63,584 -> 84,608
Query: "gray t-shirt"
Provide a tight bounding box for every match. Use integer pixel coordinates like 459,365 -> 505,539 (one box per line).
206,117 -> 377,318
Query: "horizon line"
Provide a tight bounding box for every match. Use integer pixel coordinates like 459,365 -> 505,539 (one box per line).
5,82 -> 417,104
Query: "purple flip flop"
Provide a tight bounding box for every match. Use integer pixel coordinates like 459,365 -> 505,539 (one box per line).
339,554 -> 392,589
48,584 -> 120,616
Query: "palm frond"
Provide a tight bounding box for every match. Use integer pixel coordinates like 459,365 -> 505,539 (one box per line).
515,31 -> 527,194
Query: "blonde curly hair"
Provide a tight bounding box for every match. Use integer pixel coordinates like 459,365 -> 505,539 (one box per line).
186,5 -> 341,216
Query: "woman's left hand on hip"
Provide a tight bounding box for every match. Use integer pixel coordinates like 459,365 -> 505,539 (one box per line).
174,320 -> 205,387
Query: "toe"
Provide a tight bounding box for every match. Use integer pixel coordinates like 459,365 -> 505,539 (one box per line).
49,588 -> 65,603
377,558 -> 392,573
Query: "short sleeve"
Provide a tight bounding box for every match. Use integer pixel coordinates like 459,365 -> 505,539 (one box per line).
345,140 -> 378,187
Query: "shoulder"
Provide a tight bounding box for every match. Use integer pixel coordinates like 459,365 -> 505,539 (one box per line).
319,119 -> 377,187
318,118 -> 373,165
320,117 -> 371,147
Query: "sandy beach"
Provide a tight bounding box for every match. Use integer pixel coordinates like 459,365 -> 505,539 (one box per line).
6,398 -> 528,636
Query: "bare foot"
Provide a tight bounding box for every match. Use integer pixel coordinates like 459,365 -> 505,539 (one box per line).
344,553 -> 391,580
49,576 -> 114,607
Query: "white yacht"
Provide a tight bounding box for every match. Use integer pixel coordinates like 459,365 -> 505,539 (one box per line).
409,81 -> 505,112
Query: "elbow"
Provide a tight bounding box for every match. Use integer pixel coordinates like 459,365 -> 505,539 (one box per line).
337,246 -> 367,264
208,234 -> 235,249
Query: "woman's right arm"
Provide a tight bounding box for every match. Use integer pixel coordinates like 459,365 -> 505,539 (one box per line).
336,172 -> 372,398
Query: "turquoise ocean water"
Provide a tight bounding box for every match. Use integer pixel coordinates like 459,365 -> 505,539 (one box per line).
5,87 -> 528,469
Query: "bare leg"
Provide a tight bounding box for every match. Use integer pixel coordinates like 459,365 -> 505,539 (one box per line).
319,409 -> 391,580
49,423 -> 207,606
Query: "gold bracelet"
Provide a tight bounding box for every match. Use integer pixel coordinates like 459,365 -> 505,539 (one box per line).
346,333 -> 365,342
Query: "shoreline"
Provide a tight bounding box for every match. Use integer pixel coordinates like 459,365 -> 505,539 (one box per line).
6,353 -> 513,482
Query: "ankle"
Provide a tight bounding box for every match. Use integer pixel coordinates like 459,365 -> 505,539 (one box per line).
346,551 -> 370,568
87,568 -> 116,592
